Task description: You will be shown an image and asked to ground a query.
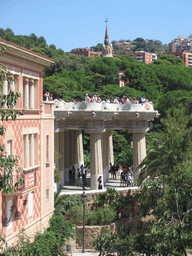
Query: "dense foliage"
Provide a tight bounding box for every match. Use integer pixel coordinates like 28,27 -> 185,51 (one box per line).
54,190 -> 119,226
0,28 -> 64,59
92,109 -> 192,255
0,212 -> 76,256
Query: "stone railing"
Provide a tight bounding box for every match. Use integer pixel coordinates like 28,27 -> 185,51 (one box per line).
53,99 -> 155,112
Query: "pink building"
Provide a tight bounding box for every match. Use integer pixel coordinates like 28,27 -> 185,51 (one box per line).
127,51 -> 157,64
0,39 -> 55,245
118,71 -> 129,87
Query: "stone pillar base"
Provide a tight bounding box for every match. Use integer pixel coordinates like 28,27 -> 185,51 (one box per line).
103,168 -> 109,183
60,170 -> 65,186
64,168 -> 69,183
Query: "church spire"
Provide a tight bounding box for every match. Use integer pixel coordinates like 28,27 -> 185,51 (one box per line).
102,19 -> 113,57
104,18 -> 110,45
104,25 -> 110,45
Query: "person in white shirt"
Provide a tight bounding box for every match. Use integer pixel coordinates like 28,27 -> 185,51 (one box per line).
85,93 -> 90,103
93,95 -> 97,103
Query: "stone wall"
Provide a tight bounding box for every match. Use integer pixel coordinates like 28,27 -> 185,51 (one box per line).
76,223 -> 116,249
75,189 -> 140,249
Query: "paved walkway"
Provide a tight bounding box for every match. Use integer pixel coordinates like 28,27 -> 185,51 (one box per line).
72,249 -> 99,255
59,177 -> 139,196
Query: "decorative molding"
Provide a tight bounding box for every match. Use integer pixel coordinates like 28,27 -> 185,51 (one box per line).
22,69 -> 39,79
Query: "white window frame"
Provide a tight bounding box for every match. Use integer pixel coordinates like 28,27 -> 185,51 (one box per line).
23,133 -> 37,169
7,140 -> 12,157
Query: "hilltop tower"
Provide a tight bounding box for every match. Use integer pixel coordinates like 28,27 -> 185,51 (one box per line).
102,21 -> 113,57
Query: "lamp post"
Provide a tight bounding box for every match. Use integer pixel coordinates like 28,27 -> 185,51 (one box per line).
81,190 -> 87,253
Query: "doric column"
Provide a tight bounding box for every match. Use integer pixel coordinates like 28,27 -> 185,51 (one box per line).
76,130 -> 84,168
132,132 -> 146,181
34,79 -> 38,109
64,130 -> 70,184
107,131 -> 114,167
69,130 -> 73,169
23,77 -> 29,109
72,130 -> 78,169
3,77 -> 8,95
90,132 -> 104,190
9,74 -> 15,92
2,77 -> 8,107
29,78 -> 34,109
60,131 -> 65,186
102,132 -> 108,183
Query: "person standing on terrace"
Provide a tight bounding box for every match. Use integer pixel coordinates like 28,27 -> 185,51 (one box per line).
85,93 -> 90,103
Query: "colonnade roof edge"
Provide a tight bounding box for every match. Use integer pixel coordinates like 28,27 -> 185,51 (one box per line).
53,100 -> 159,133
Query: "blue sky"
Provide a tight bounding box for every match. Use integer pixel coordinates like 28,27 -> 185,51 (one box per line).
1,0 -> 192,52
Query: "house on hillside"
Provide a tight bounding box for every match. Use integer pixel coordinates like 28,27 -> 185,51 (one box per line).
0,39 -> 55,245
71,48 -> 101,57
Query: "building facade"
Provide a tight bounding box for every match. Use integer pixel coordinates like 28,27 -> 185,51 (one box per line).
71,48 -> 101,57
0,39 -> 55,245
127,51 -> 157,64
165,51 -> 192,67
168,35 -> 192,53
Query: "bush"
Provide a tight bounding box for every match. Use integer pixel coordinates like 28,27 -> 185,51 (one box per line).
92,230 -> 117,256
70,204 -> 92,225
70,204 -> 116,226
1,212 -> 76,256
88,206 -> 116,225
54,194 -> 82,215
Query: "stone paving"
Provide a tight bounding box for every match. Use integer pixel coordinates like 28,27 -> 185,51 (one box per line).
59,176 -> 139,196
72,249 -> 99,255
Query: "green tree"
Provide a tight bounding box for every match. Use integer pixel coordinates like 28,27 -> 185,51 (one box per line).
138,107 -> 192,181
160,54 -> 185,65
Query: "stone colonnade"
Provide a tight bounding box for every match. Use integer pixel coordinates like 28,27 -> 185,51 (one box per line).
55,130 -> 84,186
54,128 -> 146,190
23,77 -> 37,109
89,131 -> 114,190
55,129 -> 114,190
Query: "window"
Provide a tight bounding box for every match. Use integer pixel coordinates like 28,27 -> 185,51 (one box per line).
7,140 -> 12,157
23,134 -> 37,169
28,192 -> 33,218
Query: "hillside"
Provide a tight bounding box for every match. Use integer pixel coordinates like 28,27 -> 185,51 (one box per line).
1,28 -> 192,167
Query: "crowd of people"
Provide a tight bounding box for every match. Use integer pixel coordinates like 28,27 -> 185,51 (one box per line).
109,163 -> 134,187
85,93 -> 151,105
44,90 -> 152,106
68,163 -> 134,189
69,164 -> 88,189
